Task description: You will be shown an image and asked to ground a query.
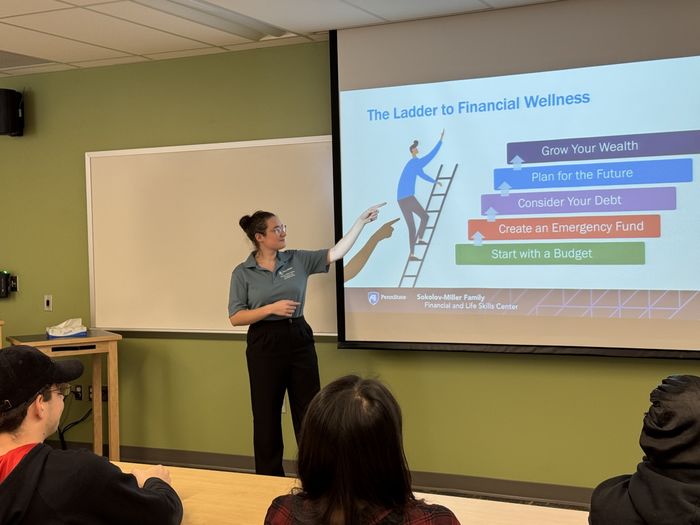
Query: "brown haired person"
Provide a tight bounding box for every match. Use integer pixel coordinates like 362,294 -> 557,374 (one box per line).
0,345 -> 182,524
229,204 -> 384,477
264,375 -> 460,525
589,375 -> 700,525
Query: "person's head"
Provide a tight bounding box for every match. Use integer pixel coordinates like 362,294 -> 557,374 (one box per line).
0,345 -> 83,437
239,211 -> 286,252
409,140 -> 419,157
640,374 -> 700,467
297,375 -> 413,523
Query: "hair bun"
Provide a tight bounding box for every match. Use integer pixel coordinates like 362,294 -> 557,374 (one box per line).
239,215 -> 252,230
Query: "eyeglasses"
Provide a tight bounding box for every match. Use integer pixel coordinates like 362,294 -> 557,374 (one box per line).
45,383 -> 72,399
270,224 -> 287,235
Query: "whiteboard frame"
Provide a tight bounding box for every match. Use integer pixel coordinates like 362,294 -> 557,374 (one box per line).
85,135 -> 335,335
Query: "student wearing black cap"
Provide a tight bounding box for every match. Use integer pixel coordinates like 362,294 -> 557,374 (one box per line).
0,345 -> 183,525
589,375 -> 700,525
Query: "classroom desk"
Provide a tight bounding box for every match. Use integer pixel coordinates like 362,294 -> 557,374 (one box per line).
114,462 -> 589,525
6,330 -> 122,460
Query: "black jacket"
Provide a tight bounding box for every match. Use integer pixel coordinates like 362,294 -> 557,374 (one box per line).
590,375 -> 700,525
589,462 -> 700,525
0,443 -> 182,525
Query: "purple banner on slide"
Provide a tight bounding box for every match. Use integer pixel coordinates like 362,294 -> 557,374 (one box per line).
508,130 -> 700,164
481,186 -> 676,216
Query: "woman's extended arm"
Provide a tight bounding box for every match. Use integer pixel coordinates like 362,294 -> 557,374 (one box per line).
343,218 -> 399,282
327,202 -> 386,264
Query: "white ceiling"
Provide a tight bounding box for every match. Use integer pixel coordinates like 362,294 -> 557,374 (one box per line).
0,0 -> 559,77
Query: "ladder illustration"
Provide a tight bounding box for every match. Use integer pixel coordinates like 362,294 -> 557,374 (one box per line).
398,163 -> 458,287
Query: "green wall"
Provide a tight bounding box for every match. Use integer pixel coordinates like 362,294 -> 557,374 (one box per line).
1,42 -> 698,489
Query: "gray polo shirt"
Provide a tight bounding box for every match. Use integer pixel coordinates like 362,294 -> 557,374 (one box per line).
228,249 -> 329,320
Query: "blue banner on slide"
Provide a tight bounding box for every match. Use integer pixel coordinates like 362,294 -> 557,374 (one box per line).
493,158 -> 692,190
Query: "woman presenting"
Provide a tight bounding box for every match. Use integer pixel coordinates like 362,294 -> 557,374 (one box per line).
228,203 -> 384,476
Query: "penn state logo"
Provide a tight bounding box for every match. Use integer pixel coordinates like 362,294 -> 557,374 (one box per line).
368,291 -> 380,306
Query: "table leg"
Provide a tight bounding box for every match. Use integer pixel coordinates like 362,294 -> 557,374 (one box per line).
107,341 -> 120,460
92,355 -> 103,456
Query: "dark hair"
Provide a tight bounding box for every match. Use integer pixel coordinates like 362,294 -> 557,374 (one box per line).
239,210 -> 275,249
409,140 -> 418,153
0,385 -> 53,434
296,375 -> 413,524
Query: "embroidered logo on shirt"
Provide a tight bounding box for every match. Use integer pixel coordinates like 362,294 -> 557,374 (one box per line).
279,267 -> 296,280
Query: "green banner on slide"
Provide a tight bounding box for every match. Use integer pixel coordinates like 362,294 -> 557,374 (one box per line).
455,242 -> 645,265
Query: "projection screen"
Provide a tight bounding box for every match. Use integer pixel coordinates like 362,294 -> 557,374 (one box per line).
332,0 -> 700,355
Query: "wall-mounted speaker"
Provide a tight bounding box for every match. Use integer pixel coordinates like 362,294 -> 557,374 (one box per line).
0,271 -> 10,298
0,89 -> 24,137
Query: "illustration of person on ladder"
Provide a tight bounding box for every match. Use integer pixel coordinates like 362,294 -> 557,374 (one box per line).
396,129 -> 444,261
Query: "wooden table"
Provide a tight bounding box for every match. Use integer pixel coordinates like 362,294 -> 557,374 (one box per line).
114,462 -> 589,525
6,330 -> 122,460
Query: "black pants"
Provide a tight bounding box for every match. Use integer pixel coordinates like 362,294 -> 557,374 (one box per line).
246,316 -> 320,476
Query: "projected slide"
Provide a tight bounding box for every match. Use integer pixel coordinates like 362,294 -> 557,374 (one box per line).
338,55 -> 700,341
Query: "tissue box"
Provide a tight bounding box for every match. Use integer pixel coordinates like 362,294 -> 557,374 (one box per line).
47,318 -> 88,338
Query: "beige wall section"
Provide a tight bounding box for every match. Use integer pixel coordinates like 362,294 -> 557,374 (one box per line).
1,12 -> 699,490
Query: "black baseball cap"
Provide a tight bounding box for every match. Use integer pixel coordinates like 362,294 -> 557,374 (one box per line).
0,345 -> 84,413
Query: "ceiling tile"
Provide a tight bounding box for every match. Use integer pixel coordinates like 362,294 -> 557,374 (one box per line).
6,8 -> 210,55
0,49 -> 51,68
56,0 -> 122,5
345,0 -> 489,21
89,2 -> 251,46
482,0 -> 558,7
144,47 -> 229,60
204,0 -> 386,33
1,62 -> 77,75
0,22 -> 129,62
72,55 -> 151,68
0,0 -> 70,18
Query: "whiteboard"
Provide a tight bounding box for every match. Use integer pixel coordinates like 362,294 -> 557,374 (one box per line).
85,136 -> 336,334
